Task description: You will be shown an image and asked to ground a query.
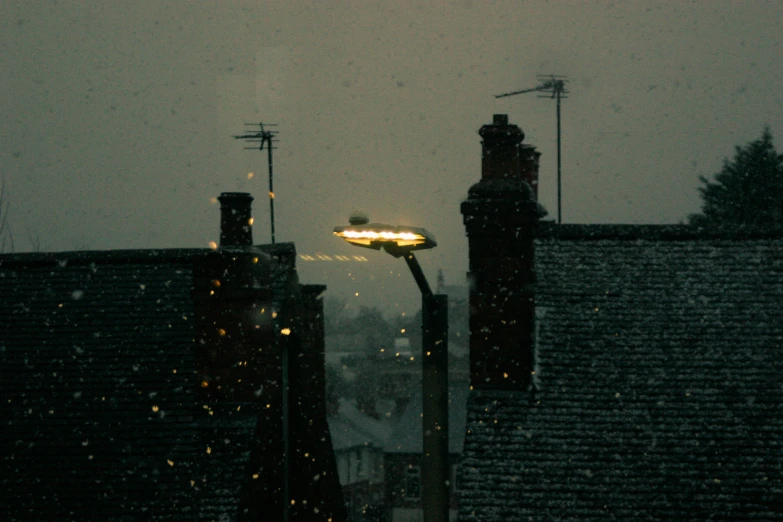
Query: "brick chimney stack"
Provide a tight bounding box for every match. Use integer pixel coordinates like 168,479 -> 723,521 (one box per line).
461,115 -> 542,391
219,192 -> 254,247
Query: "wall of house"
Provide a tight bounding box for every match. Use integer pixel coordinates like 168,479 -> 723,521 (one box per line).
335,445 -> 386,522
219,245 -> 347,522
384,454 -> 460,522
342,477 -> 386,522
336,446 -> 385,485
288,280 -> 348,521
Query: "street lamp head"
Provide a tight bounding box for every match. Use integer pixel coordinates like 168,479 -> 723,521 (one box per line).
333,222 -> 437,257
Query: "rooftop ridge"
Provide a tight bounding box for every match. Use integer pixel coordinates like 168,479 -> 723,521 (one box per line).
538,222 -> 783,240
0,245 -> 279,268
0,248 -> 213,267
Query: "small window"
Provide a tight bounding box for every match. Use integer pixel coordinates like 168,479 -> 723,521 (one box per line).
405,465 -> 421,500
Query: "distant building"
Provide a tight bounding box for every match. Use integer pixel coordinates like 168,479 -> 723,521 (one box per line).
459,115 -> 783,521
329,400 -> 393,522
384,385 -> 469,522
0,192 -> 346,521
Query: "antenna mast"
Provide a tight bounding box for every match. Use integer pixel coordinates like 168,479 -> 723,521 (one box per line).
234,122 -> 279,243
495,75 -> 568,223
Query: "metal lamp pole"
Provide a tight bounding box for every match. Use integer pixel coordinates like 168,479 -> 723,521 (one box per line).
402,252 -> 450,522
334,221 -> 450,522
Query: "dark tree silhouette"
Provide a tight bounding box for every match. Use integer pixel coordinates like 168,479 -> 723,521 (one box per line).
348,306 -> 395,355
323,296 -> 349,335
689,128 -> 783,227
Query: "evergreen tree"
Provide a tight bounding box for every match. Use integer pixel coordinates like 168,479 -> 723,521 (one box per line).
689,128 -> 783,227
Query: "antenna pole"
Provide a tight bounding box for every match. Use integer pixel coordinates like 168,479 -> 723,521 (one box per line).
556,86 -> 562,224
267,132 -> 275,244
494,75 -> 569,223
234,122 -> 279,243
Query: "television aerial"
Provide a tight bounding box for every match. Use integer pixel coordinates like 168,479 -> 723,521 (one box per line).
495,75 -> 569,223
234,122 -> 279,243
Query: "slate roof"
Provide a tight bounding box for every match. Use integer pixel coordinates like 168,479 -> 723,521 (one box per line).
459,225 -> 783,521
0,248 -> 271,521
386,384 -> 470,455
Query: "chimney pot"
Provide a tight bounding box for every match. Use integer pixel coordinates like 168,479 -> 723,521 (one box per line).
520,145 -> 542,197
218,192 -> 254,247
478,115 -> 524,179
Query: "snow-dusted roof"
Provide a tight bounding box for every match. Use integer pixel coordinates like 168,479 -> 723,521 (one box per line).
459,225 -> 783,521
0,245 -> 344,521
328,399 -> 393,451
0,249 -> 240,519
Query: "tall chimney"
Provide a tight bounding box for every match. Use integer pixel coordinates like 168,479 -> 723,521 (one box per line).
461,115 -> 541,391
219,192 -> 254,247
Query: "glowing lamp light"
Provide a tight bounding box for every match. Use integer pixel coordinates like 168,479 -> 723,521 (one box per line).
333,223 -> 437,256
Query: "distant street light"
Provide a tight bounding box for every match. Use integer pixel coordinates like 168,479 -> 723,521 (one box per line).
334,213 -> 450,522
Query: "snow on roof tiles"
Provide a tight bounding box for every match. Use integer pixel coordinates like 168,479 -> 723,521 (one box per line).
459,226 -> 783,521
0,248 -> 281,520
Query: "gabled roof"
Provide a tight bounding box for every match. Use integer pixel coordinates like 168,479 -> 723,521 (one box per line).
460,226 -> 783,521
386,384 -> 470,455
328,399 -> 393,451
0,248 -> 270,520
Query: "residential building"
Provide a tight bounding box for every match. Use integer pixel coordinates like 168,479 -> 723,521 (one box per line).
458,115 -> 783,520
384,385 -> 469,522
329,399 -> 393,522
0,192 -> 346,521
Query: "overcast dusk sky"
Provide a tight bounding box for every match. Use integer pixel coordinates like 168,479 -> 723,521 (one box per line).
2,1 -> 782,314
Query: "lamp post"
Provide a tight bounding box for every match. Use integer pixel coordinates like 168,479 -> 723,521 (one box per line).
334,215 -> 450,522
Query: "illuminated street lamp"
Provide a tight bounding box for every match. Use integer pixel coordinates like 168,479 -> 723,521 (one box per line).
333,223 -> 436,253
334,214 -> 450,522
